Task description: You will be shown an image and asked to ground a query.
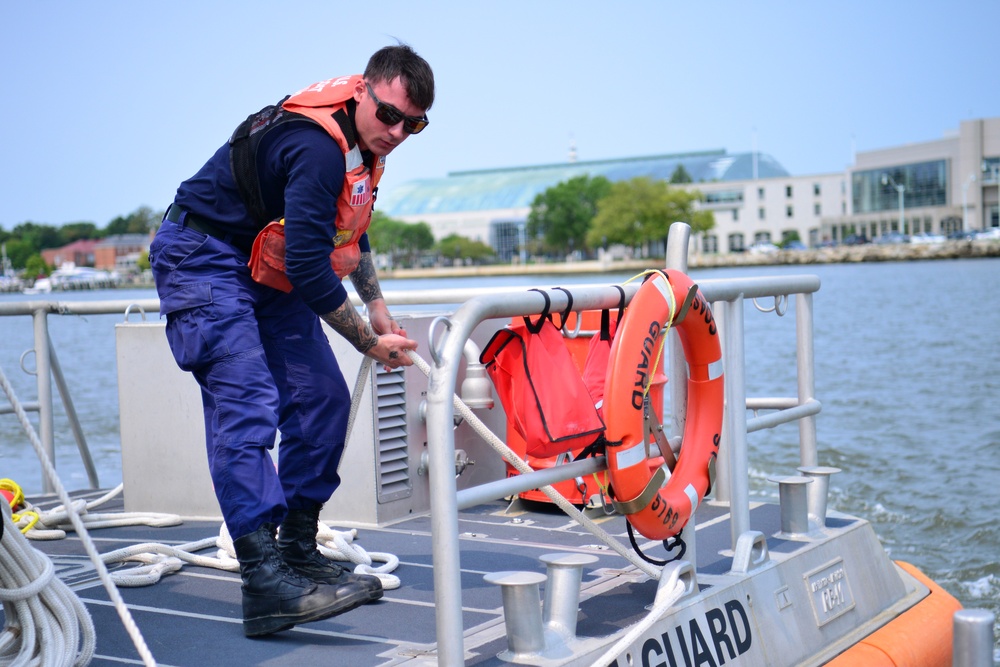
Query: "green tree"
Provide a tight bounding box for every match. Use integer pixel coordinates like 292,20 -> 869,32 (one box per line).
103,206 -> 160,236
137,249 -> 150,271
3,238 -> 40,269
669,164 -> 693,184
527,175 -> 611,255
24,254 -> 49,278
435,234 -> 495,263
366,211 -> 435,267
12,222 -> 62,253
585,177 -> 715,252
779,230 -> 802,248
59,222 -> 99,244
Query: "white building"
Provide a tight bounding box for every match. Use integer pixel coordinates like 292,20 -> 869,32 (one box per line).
823,117 -> 1000,243
376,117 -> 1000,256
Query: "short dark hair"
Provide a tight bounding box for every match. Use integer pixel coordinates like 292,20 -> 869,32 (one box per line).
365,44 -> 435,111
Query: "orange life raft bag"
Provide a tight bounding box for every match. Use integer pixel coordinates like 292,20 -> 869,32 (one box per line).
480,289 -> 606,458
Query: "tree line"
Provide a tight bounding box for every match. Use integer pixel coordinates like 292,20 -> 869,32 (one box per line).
371,174 -> 716,266
2,174 -> 714,274
526,174 -> 713,258
1,206 -> 161,276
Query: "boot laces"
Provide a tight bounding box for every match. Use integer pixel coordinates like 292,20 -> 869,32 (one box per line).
268,551 -> 314,585
305,548 -> 346,575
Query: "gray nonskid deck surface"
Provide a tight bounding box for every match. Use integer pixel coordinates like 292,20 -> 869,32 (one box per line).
11,491 -> 800,666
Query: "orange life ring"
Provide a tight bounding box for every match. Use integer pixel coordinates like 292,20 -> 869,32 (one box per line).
603,270 -> 724,541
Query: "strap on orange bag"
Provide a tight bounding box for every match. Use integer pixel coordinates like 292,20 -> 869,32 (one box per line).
480,288 -> 605,458
581,285 -> 626,419
248,219 -> 294,292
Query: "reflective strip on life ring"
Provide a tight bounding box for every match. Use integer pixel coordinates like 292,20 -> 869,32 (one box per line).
603,270 -> 724,541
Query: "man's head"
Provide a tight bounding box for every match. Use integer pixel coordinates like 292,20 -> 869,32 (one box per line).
354,44 -> 435,156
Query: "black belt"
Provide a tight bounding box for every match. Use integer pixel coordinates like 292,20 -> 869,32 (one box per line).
165,205 -> 255,255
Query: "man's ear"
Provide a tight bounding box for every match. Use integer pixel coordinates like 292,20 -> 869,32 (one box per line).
353,78 -> 366,103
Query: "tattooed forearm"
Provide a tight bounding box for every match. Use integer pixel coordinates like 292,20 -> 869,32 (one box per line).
321,299 -> 378,353
349,252 -> 383,304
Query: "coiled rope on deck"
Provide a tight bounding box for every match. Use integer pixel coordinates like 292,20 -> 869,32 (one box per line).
0,502 -> 96,667
0,365 -> 155,667
12,483 -> 182,541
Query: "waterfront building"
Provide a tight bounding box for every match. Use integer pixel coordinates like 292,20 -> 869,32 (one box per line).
93,233 -> 151,273
41,238 -> 99,269
377,116 -> 1000,256
826,117 -> 1000,244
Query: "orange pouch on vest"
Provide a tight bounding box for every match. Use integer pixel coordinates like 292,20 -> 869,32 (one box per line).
480,293 -> 605,458
248,220 -> 293,293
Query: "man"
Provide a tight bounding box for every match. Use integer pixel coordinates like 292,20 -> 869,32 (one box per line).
149,44 -> 434,637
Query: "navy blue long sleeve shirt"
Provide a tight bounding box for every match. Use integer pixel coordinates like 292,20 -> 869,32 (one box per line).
173,121 -> 371,315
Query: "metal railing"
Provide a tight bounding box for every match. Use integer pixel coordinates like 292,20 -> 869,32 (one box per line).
423,223 -> 823,665
0,299 -> 158,493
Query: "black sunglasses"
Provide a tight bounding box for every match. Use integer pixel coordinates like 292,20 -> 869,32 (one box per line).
365,82 -> 429,135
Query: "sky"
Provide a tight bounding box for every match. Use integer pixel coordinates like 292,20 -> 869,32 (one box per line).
2,1 -> 999,230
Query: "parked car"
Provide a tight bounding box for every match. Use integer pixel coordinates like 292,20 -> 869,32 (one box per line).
747,241 -> 779,254
873,233 -> 910,245
947,230 -> 980,240
842,234 -> 869,245
979,227 -> 1000,239
782,240 -> 807,251
910,233 -> 946,245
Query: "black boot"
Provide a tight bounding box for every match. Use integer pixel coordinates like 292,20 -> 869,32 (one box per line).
277,505 -> 383,602
233,524 -> 371,637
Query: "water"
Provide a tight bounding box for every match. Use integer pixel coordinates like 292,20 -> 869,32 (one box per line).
1,260 -> 998,646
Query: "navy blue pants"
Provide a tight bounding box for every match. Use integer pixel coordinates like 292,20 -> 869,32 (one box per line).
149,220 -> 350,539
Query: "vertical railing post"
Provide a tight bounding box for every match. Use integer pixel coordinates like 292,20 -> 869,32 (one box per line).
952,609 -> 995,667
666,223 -> 699,565
666,223 -> 690,453
48,341 -> 99,488
31,307 -> 56,494
426,352 -> 465,666
795,292 -> 819,467
712,301 -> 731,504
725,296 -> 751,549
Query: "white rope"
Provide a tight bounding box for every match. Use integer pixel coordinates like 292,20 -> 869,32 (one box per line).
100,537 -> 235,587
591,566 -> 688,667
15,484 -> 182,541
314,524 -> 401,590
0,504 -> 96,667
213,522 -> 400,589
346,356 -> 375,446
406,350 -> 662,580
0,366 -> 154,666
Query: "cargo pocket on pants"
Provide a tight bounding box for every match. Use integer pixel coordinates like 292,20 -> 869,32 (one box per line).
160,282 -> 215,372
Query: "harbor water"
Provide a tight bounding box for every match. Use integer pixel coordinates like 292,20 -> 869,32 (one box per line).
0,258 -> 998,646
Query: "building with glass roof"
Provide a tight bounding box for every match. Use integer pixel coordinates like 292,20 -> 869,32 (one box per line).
376,116 -> 1000,257
376,149 -> 789,258
378,149 -> 788,218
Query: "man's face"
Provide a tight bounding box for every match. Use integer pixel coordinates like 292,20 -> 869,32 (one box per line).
354,77 -> 427,156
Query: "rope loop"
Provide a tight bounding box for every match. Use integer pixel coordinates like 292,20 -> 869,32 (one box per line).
752,294 -> 788,316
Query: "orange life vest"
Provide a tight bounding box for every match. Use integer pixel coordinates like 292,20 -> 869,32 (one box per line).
233,74 -> 385,284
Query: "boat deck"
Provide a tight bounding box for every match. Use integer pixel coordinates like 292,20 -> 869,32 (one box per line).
15,487 -> 821,667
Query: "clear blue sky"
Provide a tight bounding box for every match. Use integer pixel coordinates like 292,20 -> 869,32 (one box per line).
2,1 -> 998,230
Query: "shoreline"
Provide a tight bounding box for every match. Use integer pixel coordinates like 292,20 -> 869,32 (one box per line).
5,240 -> 997,294
377,238 -> 1000,279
